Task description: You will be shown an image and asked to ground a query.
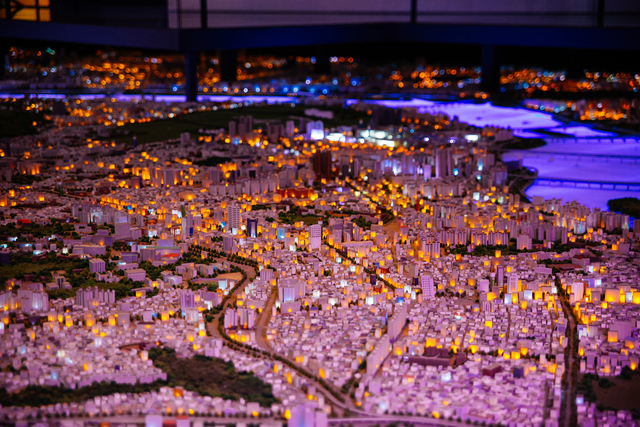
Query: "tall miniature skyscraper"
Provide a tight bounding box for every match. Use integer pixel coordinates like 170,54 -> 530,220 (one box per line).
180,290 -> 195,313
223,235 -> 234,253
309,223 -> 322,250
227,204 -> 240,231
435,147 -> 453,178
496,266 -> 505,287
247,218 -> 258,238
312,151 -> 332,179
181,214 -> 194,240
507,273 -> 519,294
420,274 -> 436,299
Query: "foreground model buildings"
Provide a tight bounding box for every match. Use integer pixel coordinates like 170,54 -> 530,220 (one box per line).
0,97 -> 639,427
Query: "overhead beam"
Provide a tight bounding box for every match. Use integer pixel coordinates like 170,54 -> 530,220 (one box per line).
0,20 -> 178,50
1,21 -> 639,52
397,23 -> 640,50
177,24 -> 388,51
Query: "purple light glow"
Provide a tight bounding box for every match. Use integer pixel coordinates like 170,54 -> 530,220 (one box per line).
196,95 -> 295,104
363,99 -> 562,130
548,126 -> 616,137
524,157 -> 640,182
509,137 -> 640,211
530,138 -> 640,156
0,93 -> 298,105
525,185 -> 640,211
512,130 -> 547,138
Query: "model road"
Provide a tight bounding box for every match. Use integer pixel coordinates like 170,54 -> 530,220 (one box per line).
252,269 -> 359,414
558,294 -> 578,427
38,415 -> 281,425
202,248 -> 358,415
37,413 -> 475,426
329,415 -> 486,426
204,255 -> 256,339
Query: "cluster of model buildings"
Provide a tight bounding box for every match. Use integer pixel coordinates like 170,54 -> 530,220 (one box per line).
0,98 -> 639,426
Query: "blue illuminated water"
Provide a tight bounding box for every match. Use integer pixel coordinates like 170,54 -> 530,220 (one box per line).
365,98 -> 640,211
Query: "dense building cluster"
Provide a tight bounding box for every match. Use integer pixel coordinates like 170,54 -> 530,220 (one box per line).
0,95 -> 639,427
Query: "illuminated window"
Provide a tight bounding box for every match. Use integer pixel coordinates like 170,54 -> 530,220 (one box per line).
1,0 -> 50,22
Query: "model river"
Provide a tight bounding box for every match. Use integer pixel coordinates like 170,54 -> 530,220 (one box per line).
366,98 -> 640,212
